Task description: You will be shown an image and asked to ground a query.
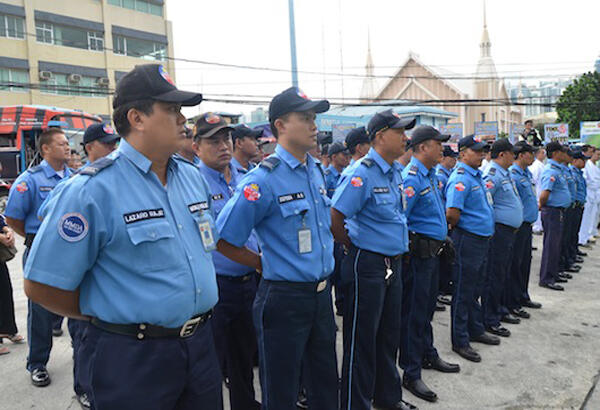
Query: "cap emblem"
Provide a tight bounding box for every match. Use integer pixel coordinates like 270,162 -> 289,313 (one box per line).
296,89 -> 309,99
102,124 -> 115,135
158,65 -> 175,86
205,113 -> 221,124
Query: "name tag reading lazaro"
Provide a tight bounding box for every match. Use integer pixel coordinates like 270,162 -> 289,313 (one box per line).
123,208 -> 165,224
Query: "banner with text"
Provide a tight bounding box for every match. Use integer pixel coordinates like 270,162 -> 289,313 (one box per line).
580,121 -> 600,147
474,121 -> 498,141
544,123 -> 569,143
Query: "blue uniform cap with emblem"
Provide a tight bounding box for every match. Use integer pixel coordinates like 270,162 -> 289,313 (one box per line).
409,125 -> 451,145
327,141 -> 348,156
345,126 -> 369,149
82,122 -> 120,145
442,145 -> 458,157
269,87 -> 330,121
367,109 -> 416,139
458,134 -> 487,151
112,64 -> 203,108
193,113 -> 234,140
490,138 -> 514,155
232,124 -> 263,141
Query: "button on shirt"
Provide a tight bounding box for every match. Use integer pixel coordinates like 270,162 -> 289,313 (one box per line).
509,164 -> 538,224
445,162 -> 495,237
564,165 -> 577,204
24,139 -> 218,328
332,147 -> 408,256
483,161 -> 524,228
540,159 -> 571,208
5,160 -> 72,234
571,165 -> 587,204
216,144 -> 334,282
198,161 -> 259,277
403,157 -> 447,241
325,165 -> 342,198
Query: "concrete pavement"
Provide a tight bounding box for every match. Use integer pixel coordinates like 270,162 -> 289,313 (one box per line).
1,234 -> 599,409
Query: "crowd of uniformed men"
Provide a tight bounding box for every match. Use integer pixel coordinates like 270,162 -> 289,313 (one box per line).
3,63 -> 598,410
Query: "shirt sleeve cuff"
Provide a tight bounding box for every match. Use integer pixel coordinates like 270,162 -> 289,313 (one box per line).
25,268 -> 80,291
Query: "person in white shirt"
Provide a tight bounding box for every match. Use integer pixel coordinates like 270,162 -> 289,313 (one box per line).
528,148 -> 546,233
579,146 -> 600,244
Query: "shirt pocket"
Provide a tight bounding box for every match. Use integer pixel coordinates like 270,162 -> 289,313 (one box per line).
125,219 -> 179,272
373,193 -> 399,220
278,199 -> 311,240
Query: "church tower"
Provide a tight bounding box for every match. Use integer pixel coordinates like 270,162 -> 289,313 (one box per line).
359,30 -> 378,103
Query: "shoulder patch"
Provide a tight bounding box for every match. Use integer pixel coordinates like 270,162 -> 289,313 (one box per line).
79,156 -> 116,177
361,158 -> 375,168
456,168 -> 465,174
259,156 -> 281,172
488,167 -> 497,176
408,165 -> 418,175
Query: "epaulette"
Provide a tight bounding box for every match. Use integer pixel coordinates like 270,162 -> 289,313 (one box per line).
456,168 -> 465,174
28,165 -> 43,173
510,168 -> 518,173
408,165 -> 418,175
361,158 -> 375,168
551,164 -> 561,170
259,156 -> 281,172
79,156 -> 116,176
488,167 -> 497,176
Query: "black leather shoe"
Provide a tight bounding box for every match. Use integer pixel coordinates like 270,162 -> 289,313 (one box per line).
510,308 -> 530,319
556,277 -> 568,283
575,256 -> 584,263
522,300 -> 542,309
31,368 -> 51,387
452,345 -> 481,362
486,325 -> 510,337
500,313 -> 520,324
403,379 -> 437,403
577,250 -> 588,257
540,283 -> 564,291
422,356 -> 460,373
559,273 -> 573,280
565,266 -> 581,273
435,302 -> 446,312
437,295 -> 452,305
470,332 -> 501,345
373,400 -> 418,410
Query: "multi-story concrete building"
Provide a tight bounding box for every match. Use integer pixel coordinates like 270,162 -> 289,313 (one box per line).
0,0 -> 175,119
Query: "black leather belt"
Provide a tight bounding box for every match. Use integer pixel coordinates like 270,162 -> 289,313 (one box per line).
350,245 -> 404,260
264,278 -> 329,293
90,310 -> 212,340
496,223 -> 519,234
217,272 -> 255,283
25,233 -> 36,248
455,227 -> 491,241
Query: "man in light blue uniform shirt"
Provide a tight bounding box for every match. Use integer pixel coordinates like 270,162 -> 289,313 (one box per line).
507,141 -> 543,318
559,150 -> 581,275
345,126 -> 370,167
216,87 -> 338,410
568,150 -> 588,268
195,113 -> 261,410
481,139 -> 524,338
399,126 -> 459,404
174,125 -> 201,166
436,145 -> 458,202
445,135 -> 498,364
331,109 -> 418,410
231,124 -> 262,174
538,141 -> 572,290
5,127 -> 72,387
22,64 -> 223,409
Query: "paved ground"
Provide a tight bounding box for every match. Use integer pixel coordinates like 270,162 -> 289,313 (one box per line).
1,235 -> 599,409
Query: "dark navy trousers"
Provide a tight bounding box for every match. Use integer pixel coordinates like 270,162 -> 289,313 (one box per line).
483,224 -> 517,328
253,278 -> 338,410
540,207 -> 564,286
79,319 -> 223,410
211,274 -> 260,410
568,206 -> 584,264
332,242 -> 345,314
506,222 -> 533,310
559,205 -> 576,270
400,255 -> 439,382
341,247 -> 403,410
450,228 -> 489,348
67,318 -> 85,395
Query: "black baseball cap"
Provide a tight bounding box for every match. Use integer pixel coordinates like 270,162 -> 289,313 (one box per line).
458,135 -> 487,151
490,138 -> 514,155
409,125 -> 450,146
193,113 -> 234,139
442,145 -> 458,158
545,141 -> 568,155
82,123 -> 120,145
232,124 -> 263,141
513,141 -> 534,154
572,150 -> 589,160
317,132 -> 333,146
367,109 -> 416,139
269,87 -> 329,121
113,64 -> 203,108
328,141 -> 349,156
345,127 -> 369,149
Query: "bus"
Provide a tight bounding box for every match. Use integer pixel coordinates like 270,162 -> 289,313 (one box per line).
0,105 -> 102,211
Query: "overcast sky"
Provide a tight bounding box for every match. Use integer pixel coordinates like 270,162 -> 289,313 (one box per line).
166,0 -> 599,119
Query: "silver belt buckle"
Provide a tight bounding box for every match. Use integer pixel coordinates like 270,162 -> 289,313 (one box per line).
317,280 -> 327,292
179,316 -> 201,338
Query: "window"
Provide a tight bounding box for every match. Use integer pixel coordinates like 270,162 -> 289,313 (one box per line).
113,35 -> 166,60
36,21 -> 105,51
0,14 -> 25,39
0,68 -> 28,92
108,0 -> 163,16
40,73 -> 108,97
481,113 -> 486,122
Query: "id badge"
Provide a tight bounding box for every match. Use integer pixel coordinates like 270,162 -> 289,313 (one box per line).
298,228 -> 312,254
486,191 -> 494,206
199,221 -> 216,252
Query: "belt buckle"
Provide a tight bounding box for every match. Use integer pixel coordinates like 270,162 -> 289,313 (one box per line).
179,316 -> 201,338
316,280 -> 327,292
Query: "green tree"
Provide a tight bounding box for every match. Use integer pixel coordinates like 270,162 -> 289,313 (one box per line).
556,71 -> 600,139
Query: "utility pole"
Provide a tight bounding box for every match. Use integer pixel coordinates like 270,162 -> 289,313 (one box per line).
288,0 -> 299,87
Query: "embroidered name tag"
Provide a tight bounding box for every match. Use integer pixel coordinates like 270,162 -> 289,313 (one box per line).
212,194 -> 224,201
123,208 -> 165,224
373,187 -> 390,194
188,202 -> 209,213
39,186 -> 53,192
419,187 -> 431,196
278,192 -> 306,204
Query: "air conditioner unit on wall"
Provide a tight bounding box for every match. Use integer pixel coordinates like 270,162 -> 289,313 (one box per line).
68,74 -> 82,84
96,77 -> 109,86
39,71 -> 53,81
